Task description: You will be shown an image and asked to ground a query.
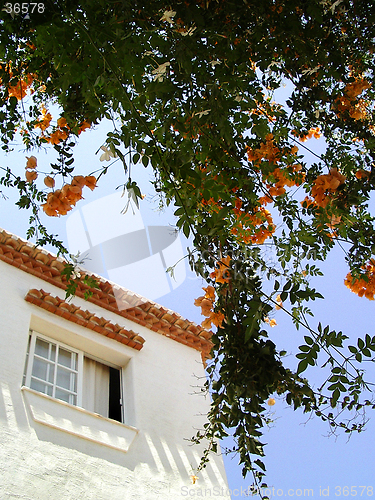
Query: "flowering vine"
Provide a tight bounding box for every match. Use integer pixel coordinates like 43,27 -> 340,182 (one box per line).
2,1 -> 375,488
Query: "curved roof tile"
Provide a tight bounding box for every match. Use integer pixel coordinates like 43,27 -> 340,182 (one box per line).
0,229 -> 212,360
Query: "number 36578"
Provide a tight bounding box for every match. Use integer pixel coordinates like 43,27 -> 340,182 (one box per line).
4,3 -> 45,14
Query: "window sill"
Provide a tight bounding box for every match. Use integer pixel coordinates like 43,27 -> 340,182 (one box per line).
21,386 -> 138,453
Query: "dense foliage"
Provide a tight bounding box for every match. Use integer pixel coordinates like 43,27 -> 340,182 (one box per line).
2,0 -> 375,490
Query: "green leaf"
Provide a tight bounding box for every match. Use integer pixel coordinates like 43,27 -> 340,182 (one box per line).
297,358 -> 308,374
132,153 -> 140,164
183,221 -> 190,238
298,345 -> 311,352
254,459 -> 266,472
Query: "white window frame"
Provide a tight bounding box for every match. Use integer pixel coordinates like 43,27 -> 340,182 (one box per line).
24,331 -> 84,407
24,331 -> 126,424
21,325 -> 138,453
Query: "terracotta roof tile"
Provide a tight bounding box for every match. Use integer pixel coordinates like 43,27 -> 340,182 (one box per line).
25,289 -> 145,350
0,228 -> 212,361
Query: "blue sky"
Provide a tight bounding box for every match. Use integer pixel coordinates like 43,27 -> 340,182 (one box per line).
1,115 -> 374,499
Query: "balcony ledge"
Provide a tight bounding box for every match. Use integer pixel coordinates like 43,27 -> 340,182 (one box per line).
22,386 -> 139,453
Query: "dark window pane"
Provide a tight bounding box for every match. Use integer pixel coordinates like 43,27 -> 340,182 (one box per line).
108,367 -> 122,422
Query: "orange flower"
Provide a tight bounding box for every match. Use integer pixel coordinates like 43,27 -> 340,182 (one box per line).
44,176 -> 55,188
8,74 -> 33,100
275,294 -> 282,310
57,117 -> 69,128
71,175 -> 86,188
25,170 -> 37,183
345,78 -> 371,98
232,205 -> 275,245
209,311 -> 225,328
200,298 -> 214,317
334,77 -> 371,120
298,127 -> 322,141
345,261 -> 375,300
202,285 -> 215,301
42,190 -> 73,216
195,285 -> 225,330
61,184 -> 83,204
41,203 -> 58,217
78,120 -> 91,134
84,175 -> 97,191
264,317 -> 277,327
210,255 -> 231,284
34,106 -> 52,131
41,176 -> 97,217
46,128 -> 68,144
44,190 -> 61,210
26,156 -> 37,169
349,100 -> 367,120
355,169 -> 370,179
201,317 -> 213,330
201,311 -> 225,330
194,296 -> 204,307
310,168 -> 346,208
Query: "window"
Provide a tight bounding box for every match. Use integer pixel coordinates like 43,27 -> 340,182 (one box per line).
24,332 -> 123,423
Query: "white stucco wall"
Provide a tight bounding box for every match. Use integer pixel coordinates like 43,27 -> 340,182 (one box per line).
0,259 -> 231,500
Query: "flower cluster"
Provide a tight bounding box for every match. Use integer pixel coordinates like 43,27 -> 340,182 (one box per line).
30,106 -> 91,145
247,135 -> 305,203
0,64 -> 34,100
42,114 -> 90,145
8,73 -> 34,100
41,175 -> 97,216
210,255 -> 231,284
296,127 -> 322,142
200,196 -> 221,213
264,317 -> 277,327
335,77 -> 371,121
34,105 -> 52,131
247,134 -> 281,164
305,168 -> 346,208
259,163 -> 305,204
194,285 -> 225,330
345,262 -> 375,300
232,200 -> 275,244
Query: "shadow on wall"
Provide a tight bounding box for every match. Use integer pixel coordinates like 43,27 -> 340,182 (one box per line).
66,192 -> 186,302
0,381 -> 228,497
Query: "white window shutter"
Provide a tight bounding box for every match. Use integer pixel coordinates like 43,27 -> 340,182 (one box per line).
82,358 -> 110,418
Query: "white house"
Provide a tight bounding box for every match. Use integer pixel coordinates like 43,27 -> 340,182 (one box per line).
0,228 -> 231,499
